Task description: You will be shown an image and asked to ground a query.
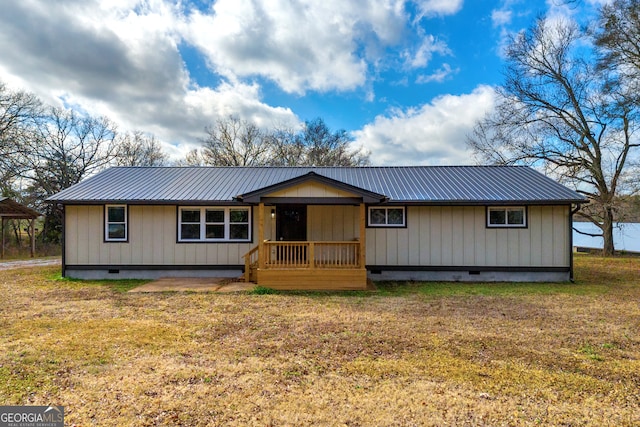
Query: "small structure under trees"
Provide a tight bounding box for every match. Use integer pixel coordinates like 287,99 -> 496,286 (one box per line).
0,197 -> 40,258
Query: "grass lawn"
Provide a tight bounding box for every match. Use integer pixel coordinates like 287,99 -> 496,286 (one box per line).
0,255 -> 638,426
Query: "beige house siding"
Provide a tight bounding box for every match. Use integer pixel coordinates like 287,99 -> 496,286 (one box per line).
365,205 -> 570,267
307,205 -> 359,241
267,182 -> 358,198
65,205 -> 255,266
66,204 -> 569,268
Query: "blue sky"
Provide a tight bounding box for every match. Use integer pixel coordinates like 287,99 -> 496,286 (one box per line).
0,0 -> 606,165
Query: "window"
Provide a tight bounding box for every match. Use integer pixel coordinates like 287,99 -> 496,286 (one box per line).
178,207 -> 251,242
368,206 -> 406,227
105,205 -> 127,241
487,206 -> 527,228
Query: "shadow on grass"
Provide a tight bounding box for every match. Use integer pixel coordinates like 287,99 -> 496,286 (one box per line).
46,272 -> 150,293
247,280 -> 608,298
374,280 -> 609,297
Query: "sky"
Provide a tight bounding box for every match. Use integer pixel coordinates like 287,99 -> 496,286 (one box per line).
0,0 -> 608,166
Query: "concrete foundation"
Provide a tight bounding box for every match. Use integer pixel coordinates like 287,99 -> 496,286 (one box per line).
66,268 -> 243,280
367,270 -> 570,282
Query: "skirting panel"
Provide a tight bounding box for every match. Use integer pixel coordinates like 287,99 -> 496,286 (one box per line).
367,269 -> 570,282
65,265 -> 243,280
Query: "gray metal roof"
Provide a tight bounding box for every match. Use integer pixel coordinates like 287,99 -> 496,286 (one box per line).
47,166 -> 586,205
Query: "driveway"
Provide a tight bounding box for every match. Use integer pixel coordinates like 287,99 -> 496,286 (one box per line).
0,257 -> 61,270
128,277 -> 255,293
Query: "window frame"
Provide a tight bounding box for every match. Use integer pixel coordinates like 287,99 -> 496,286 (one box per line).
177,206 -> 252,242
366,206 -> 407,228
486,206 -> 528,228
104,204 -> 128,242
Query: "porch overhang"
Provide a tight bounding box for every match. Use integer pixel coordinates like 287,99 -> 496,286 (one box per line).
235,171 -> 387,204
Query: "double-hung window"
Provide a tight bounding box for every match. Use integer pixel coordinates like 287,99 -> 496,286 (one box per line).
368,206 -> 406,227
178,207 -> 251,242
487,206 -> 527,228
105,205 -> 127,241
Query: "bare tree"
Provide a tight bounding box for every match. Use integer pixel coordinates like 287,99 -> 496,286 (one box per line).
198,116 -> 273,166
468,18 -> 640,256
0,82 -> 43,186
19,107 -> 119,242
595,0 -> 640,91
189,116 -> 370,167
176,148 -> 205,166
115,130 -> 168,166
271,118 -> 370,166
270,126 -> 306,166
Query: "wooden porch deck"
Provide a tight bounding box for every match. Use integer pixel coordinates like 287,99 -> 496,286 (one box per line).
243,241 -> 368,290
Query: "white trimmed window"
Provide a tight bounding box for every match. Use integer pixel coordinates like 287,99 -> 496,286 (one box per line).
178,207 -> 251,242
487,206 -> 526,228
105,205 -> 127,241
368,206 -> 406,227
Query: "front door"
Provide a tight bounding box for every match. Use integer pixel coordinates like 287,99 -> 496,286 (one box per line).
276,205 -> 307,241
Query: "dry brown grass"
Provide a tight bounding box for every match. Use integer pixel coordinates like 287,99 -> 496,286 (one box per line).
0,254 -> 638,426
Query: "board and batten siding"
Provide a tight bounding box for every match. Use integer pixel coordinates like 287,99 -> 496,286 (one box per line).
65,205 -> 255,266
307,205 -> 358,241
66,204 -> 570,268
366,205 -> 570,267
267,181 -> 358,198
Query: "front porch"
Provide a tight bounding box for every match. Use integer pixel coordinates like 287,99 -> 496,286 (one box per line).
243,239 -> 367,289
243,202 -> 369,290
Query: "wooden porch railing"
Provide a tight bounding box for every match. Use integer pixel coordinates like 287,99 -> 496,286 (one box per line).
243,241 -> 362,280
242,244 -> 260,282
264,241 -> 360,269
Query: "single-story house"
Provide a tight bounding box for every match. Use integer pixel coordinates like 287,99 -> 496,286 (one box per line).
47,166 -> 586,289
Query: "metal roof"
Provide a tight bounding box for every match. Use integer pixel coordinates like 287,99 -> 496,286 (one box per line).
0,197 -> 41,218
46,166 -> 586,205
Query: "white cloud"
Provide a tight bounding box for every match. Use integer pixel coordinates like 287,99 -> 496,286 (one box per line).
353,85 -> 496,166
0,0 -> 299,159
490,1 -> 524,58
415,0 -> 464,17
491,9 -> 512,27
416,63 -> 458,83
183,0 -> 412,95
404,34 -> 451,69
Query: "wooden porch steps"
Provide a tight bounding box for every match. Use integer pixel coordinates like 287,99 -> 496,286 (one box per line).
255,268 -> 367,290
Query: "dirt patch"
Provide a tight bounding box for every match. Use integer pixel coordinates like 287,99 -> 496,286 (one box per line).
128,277 -> 253,293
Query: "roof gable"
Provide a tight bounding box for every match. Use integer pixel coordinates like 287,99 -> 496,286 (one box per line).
238,172 -> 386,204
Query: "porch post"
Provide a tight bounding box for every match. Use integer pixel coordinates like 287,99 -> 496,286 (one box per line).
30,219 -> 35,258
1,217 -> 4,259
359,203 -> 366,268
258,202 -> 265,269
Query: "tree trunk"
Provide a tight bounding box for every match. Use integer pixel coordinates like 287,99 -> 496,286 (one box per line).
41,205 -> 63,244
11,220 -> 21,246
602,208 -> 615,256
